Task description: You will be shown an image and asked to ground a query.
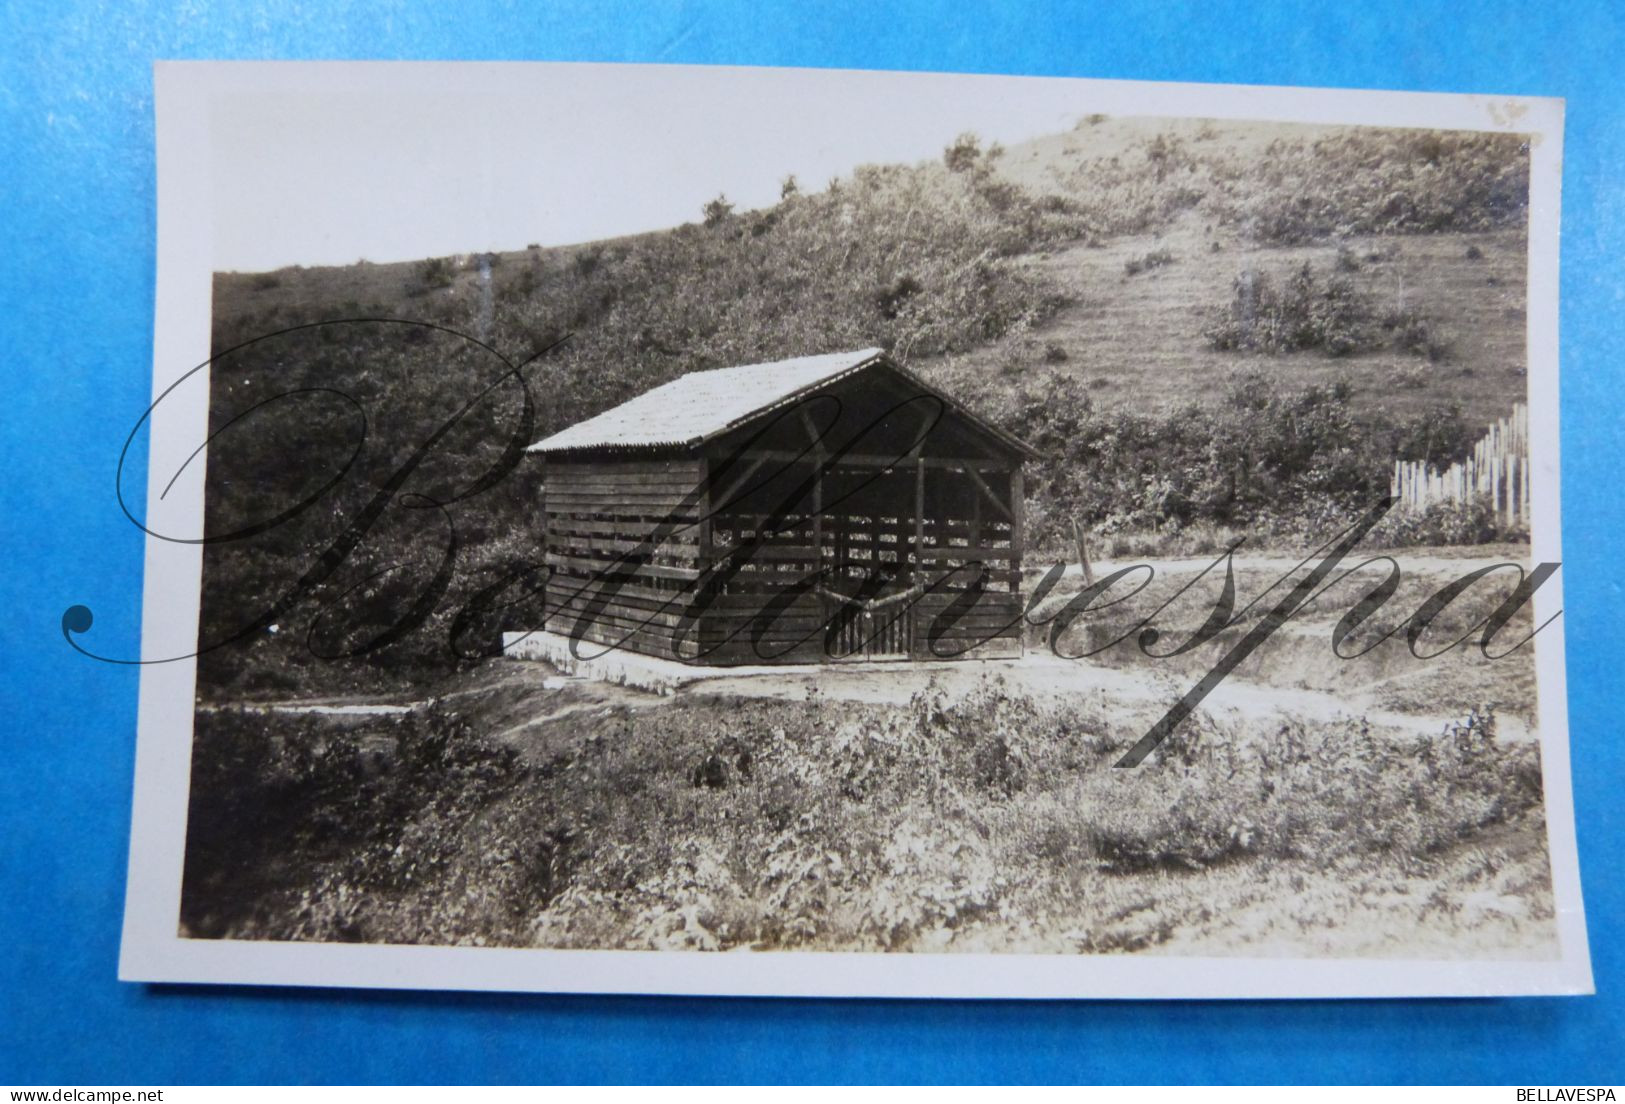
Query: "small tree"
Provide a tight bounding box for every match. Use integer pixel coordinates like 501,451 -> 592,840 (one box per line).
943,132 -> 983,174
414,256 -> 455,290
702,193 -> 734,227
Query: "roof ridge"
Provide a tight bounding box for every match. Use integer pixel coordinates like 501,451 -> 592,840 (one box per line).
526,348 -> 886,454
524,346 -> 1033,459
680,346 -> 884,378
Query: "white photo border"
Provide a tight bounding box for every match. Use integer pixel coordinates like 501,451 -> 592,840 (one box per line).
120,61 -> 1590,999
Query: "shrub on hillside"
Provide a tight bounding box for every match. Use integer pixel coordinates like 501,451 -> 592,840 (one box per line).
1390,402 -> 1477,469
1388,313 -> 1454,362
1204,262 -> 1380,356
701,194 -> 734,227
1123,249 -> 1174,277
1204,260 -> 1445,360
413,256 -> 456,291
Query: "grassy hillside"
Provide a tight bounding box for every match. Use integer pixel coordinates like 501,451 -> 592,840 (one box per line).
929,221 -> 1525,425
216,117 -> 1529,429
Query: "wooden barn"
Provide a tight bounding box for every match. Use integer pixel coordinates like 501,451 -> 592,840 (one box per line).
526,348 -> 1036,666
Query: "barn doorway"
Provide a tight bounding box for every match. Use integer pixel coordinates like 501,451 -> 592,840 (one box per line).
819,562 -> 917,660
816,467 -> 923,661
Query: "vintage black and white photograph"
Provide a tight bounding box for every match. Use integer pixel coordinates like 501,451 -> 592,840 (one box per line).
116,63 -> 1587,997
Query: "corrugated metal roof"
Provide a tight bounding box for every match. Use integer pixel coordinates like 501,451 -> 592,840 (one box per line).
526,347 -> 1035,458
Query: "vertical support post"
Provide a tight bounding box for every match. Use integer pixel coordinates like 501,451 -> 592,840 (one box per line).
1507,455 -> 1518,529
694,456 -> 713,661
968,469 -> 983,596
968,469 -> 983,548
1521,452 -> 1531,525
911,450 -> 926,657
1072,517 -> 1096,586
809,455 -> 824,575
834,469 -> 846,576
913,451 -> 925,584
697,457 -> 714,567
538,458 -> 549,628
1009,466 -> 1025,595
801,406 -> 826,584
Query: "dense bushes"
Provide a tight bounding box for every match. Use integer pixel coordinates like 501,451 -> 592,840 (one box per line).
1369,498 -> 1525,546
181,705 -> 544,941
180,678 -> 1546,950
192,317 -> 551,698
474,147 -> 1082,432
1098,705 -> 1542,869
1046,125 -> 1527,245
1010,372 -> 1495,549
1212,130 -> 1529,244
1204,260 -> 1448,359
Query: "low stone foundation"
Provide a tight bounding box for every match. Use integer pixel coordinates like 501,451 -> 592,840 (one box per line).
501,629 -> 1031,696
501,630 -> 702,695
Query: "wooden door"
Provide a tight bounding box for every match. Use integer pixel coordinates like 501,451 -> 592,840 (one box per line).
822,574 -> 915,661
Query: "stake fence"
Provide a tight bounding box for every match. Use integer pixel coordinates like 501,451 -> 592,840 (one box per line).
1389,402 -> 1529,527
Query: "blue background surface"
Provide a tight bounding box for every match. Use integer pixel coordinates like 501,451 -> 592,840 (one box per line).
2,0 -> 1621,1085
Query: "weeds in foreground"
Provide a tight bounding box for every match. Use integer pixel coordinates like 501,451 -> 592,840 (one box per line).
182,678 -> 1547,953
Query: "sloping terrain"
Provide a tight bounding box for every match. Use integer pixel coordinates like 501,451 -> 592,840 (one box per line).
927,220 -> 1526,426
215,116 -> 1530,428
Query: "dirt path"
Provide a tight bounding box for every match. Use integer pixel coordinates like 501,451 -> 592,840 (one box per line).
678,649 -> 1531,741
668,547 -> 1537,739
205,549 -> 1537,745
1071,548 -> 1531,580
198,699 -> 426,717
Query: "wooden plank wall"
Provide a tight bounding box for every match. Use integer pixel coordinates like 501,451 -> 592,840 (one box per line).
542,457 -> 708,660
703,464 -> 1025,664
700,506 -> 827,663
541,455 -> 1028,666
908,468 -> 1024,660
